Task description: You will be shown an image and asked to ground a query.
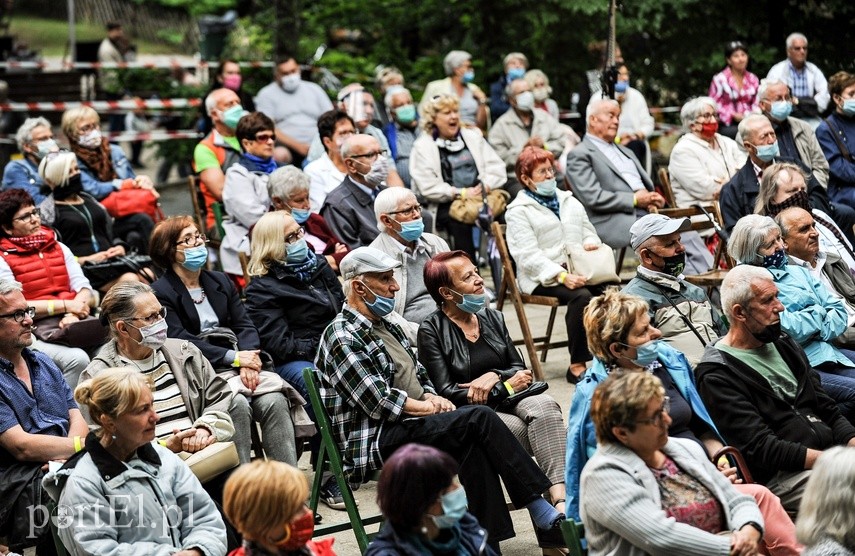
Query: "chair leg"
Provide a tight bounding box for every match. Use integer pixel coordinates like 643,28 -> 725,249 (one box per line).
496,273 -> 508,311
309,444 -> 326,513
540,306 -> 558,363
515,303 -> 545,381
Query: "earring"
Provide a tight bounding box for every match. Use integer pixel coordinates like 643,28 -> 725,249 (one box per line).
420,525 -> 428,535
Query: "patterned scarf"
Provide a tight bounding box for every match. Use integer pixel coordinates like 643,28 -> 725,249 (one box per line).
70,137 -> 117,182
524,189 -> 560,218
280,253 -> 319,283
5,229 -> 50,251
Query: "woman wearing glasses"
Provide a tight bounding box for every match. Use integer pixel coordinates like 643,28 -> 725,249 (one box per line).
220,111 -> 281,286
708,41 -> 760,139
566,289 -> 800,554
581,371 -> 765,556
148,216 -> 301,465
0,188 -> 95,388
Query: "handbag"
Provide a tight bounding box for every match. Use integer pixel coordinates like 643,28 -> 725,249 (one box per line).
178,440 -> 240,484
565,244 -> 620,286
81,252 -> 153,290
449,189 -> 510,225
497,381 -> 549,411
101,188 -> 164,222
33,315 -> 109,349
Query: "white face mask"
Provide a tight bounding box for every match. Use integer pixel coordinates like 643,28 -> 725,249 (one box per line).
280,73 -> 301,93
515,91 -> 535,112
127,318 -> 168,350
78,129 -> 102,149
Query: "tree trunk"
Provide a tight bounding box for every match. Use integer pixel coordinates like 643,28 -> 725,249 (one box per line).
273,0 -> 300,57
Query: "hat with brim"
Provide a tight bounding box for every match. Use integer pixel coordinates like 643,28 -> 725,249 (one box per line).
630,214 -> 692,250
340,246 -> 402,280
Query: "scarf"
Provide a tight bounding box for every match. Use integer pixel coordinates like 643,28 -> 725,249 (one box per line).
410,523 -> 466,556
70,137 -> 117,182
5,229 -> 51,252
281,253 -> 319,284
432,129 -> 466,152
240,153 -> 278,174
524,189 -> 560,218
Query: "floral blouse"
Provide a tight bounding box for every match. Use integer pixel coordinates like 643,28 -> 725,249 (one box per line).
650,455 -> 725,534
708,67 -> 760,126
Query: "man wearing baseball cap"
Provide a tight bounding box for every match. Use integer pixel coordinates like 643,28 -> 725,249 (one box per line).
622,213 -> 727,366
315,246 -> 566,550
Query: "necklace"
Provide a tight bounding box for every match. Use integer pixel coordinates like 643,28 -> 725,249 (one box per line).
190,288 -> 206,304
448,311 -> 479,341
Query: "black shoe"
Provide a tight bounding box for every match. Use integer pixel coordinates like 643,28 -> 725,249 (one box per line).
314,512 -> 323,524
566,367 -> 582,384
535,515 -> 567,549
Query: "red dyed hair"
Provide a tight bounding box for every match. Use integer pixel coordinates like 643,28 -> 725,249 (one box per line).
423,250 -> 471,306
515,146 -> 555,184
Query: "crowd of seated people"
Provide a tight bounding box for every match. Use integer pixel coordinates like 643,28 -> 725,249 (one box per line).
3,33 -> 855,556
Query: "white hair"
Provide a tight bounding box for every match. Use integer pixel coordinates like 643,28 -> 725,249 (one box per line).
503,52 -> 528,70
15,117 -> 52,152
728,214 -> 780,265
796,446 -> 855,549
38,151 -> 76,188
679,97 -> 719,128
443,51 -> 471,76
0,279 -> 23,297
786,32 -> 808,49
383,86 -> 411,112
757,78 -> 789,103
374,187 -> 417,232
737,114 -> 771,146
267,165 -> 310,202
586,98 -> 620,129
720,265 -> 774,321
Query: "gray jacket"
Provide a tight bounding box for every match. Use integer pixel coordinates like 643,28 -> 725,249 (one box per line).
43,437 -> 227,556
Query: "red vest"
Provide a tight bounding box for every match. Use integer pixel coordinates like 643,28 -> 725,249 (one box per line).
194,132 -> 241,229
0,227 -> 76,301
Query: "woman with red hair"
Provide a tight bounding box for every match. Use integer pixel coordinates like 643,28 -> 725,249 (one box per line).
505,146 -> 614,383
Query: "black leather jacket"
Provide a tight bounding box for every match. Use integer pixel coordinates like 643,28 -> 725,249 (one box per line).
417,308 -> 525,407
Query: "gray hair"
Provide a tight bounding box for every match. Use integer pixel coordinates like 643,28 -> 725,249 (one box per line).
0,279 -> 23,297
15,117 -> 52,152
524,69 -> 552,92
340,135 -> 358,160
796,446 -> 855,548
720,265 -> 774,321
786,32 -> 808,49
737,114 -> 771,146
374,187 -> 417,232
728,214 -> 780,265
503,52 -> 528,70
100,282 -> 155,338
267,165 -> 310,203
204,91 -> 218,116
384,85 -> 412,111
757,78 -> 789,103
679,97 -> 718,128
754,162 -> 807,215
774,206 -> 813,240
443,51 -> 471,76
586,98 -> 620,129
504,77 -> 528,98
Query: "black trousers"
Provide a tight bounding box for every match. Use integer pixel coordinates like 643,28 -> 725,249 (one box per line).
378,405 -> 551,542
532,283 -> 611,364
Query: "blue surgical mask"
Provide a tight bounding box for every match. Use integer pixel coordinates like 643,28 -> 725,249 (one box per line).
360,283 -> 395,317
36,139 -> 58,159
535,178 -> 557,197
290,207 -> 311,224
762,248 -> 787,269
397,218 -> 424,242
450,288 -> 488,314
753,141 -> 780,162
432,486 -> 468,529
621,339 -> 660,367
507,67 -> 525,81
221,104 -> 246,129
181,245 -> 208,271
286,237 -> 309,263
769,100 -> 793,121
842,99 -> 855,117
462,70 -> 475,84
614,80 -> 629,93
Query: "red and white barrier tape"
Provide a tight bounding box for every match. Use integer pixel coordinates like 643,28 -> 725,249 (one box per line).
0,98 -> 201,112
0,60 -> 275,70
105,130 -> 203,142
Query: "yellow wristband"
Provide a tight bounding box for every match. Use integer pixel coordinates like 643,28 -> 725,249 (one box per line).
460,188 -> 467,199
558,271 -> 568,284
47,300 -> 55,316
633,195 -> 638,207
503,381 -> 514,395
73,435 -> 82,453
232,354 -> 241,368
159,439 -> 168,447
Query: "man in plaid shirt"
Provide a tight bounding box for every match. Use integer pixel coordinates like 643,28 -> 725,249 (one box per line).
315,247 -> 566,549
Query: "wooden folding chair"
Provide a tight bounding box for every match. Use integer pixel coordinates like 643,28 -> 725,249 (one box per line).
657,167 -> 676,208
187,175 -> 206,232
303,368 -> 383,552
491,222 -> 568,381
560,519 -> 586,556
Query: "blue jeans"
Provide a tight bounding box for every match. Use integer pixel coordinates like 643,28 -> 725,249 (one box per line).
275,360 -> 323,461
815,367 -> 855,423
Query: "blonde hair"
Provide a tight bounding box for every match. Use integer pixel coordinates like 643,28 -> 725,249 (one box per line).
74,367 -> 154,439
583,288 -> 650,367
61,106 -> 100,140
223,460 -> 308,541
754,162 -> 808,215
591,370 -> 665,445
247,210 -> 291,277
421,94 -> 460,133
38,151 -> 76,188
796,446 -> 855,549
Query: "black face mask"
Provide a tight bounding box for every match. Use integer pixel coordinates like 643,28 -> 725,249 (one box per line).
53,174 -> 83,201
748,312 -> 781,344
646,249 -> 686,277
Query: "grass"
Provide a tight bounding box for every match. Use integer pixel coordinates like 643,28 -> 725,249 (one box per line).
8,15 -> 184,57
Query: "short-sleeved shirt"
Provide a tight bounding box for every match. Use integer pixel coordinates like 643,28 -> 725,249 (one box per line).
717,342 -> 798,402
0,349 -> 76,468
194,132 -> 241,173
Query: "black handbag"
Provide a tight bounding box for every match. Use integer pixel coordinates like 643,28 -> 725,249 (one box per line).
81,252 -> 152,290
496,381 -> 549,411
33,315 -> 109,349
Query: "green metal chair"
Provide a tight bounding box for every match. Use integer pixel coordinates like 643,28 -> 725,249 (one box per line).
302,367 -> 383,552
560,519 -> 586,556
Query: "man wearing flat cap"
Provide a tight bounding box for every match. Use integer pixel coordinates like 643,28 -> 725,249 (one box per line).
315,246 -> 566,549
622,214 -> 727,366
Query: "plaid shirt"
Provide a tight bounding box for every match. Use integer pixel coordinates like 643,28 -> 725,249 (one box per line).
315,305 -> 436,486
789,62 -> 810,98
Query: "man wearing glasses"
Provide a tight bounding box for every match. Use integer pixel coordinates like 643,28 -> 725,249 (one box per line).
320,134 -> 391,249
766,33 -> 830,127
0,279 -> 89,554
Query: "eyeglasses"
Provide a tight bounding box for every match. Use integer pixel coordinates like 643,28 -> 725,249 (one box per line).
349,149 -> 388,161
386,204 -> 422,218
13,209 -> 41,223
727,41 -> 746,52
284,226 -> 305,245
175,233 -> 208,247
126,307 -> 167,325
695,112 -> 717,122
532,166 -> 555,178
635,397 -> 670,427
254,133 -> 275,143
790,46 -> 807,51
0,306 -> 35,323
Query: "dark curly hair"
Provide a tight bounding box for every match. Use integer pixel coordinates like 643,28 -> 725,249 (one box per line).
0,189 -> 36,236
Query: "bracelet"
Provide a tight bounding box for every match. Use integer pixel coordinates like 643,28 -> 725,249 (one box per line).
503,381 -> 515,395
232,354 -> 241,368
633,194 -> 638,207
73,435 -> 83,453
558,271 -> 568,284
159,439 -> 168,447
47,300 -> 55,316
63,300 -> 67,312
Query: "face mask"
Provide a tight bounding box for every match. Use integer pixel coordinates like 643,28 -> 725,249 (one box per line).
181,245 -> 208,271
507,67 -> 525,81
646,249 -> 686,277
767,188 -> 812,217
614,80 -> 629,94
53,174 -> 83,201
762,247 -> 787,269
286,237 -> 309,263
449,288 -> 488,314
462,70 -> 475,84
396,218 -> 424,242
394,104 -> 417,124
221,104 -> 246,130
431,486 -> 468,529
78,129 -> 102,149
842,99 -> 855,116
748,313 -> 781,344
275,507 -> 315,551
533,87 -> 550,102
769,100 -> 793,121
127,318 -> 168,350
699,121 -> 719,139
290,207 -> 311,224
280,73 -> 301,93
35,138 -> 58,159
621,339 -> 660,367
534,178 -> 557,197
361,155 -> 390,187
515,91 -> 535,112
360,283 -> 395,317
753,141 -> 780,162
222,74 -> 242,91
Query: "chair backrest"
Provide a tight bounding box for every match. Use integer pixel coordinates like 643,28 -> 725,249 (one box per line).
651,203 -> 734,269
187,175 -> 206,232
490,222 -> 517,310
302,367 -> 345,478
657,167 -> 676,208
560,519 -> 587,556
238,251 -> 252,286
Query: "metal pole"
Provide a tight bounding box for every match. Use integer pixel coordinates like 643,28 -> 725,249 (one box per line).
67,0 -> 76,63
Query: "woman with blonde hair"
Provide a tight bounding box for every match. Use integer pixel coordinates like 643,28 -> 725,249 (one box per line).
797,446 -> 855,555
43,367 -> 227,556
224,460 -> 335,556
